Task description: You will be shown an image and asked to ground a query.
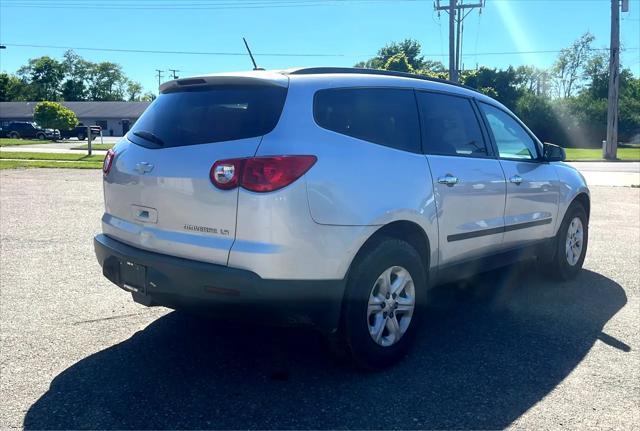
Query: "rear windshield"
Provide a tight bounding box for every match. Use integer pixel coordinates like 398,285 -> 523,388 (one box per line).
128,84 -> 287,148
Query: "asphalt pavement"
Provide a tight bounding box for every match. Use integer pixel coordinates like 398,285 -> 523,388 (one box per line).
0,169 -> 638,430
567,162 -> 640,187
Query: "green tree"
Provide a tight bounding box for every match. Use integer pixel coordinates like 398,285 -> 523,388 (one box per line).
461,67 -> 523,110
33,101 -> 78,131
61,79 -> 86,101
355,39 -> 437,71
552,32 -> 595,98
0,73 -> 32,101
87,62 -> 127,101
17,56 -> 65,101
582,51 -> 610,99
418,59 -> 447,75
141,92 -> 156,102
60,50 -> 93,100
383,53 -> 414,73
619,75 -> 640,142
515,93 -> 565,144
126,80 -> 143,101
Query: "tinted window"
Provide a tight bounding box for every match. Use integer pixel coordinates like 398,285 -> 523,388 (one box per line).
128,85 -> 287,148
480,103 -> 539,160
416,92 -> 488,157
314,88 -> 420,153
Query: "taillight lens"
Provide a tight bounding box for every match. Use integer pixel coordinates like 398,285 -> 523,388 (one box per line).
210,155 -> 317,192
103,149 -> 115,175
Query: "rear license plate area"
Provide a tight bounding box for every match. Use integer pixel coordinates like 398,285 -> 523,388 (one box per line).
119,260 -> 147,294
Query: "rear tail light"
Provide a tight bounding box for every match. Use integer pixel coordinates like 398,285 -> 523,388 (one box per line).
103,149 -> 115,175
210,155 -> 317,192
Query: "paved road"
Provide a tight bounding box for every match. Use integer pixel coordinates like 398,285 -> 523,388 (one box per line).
567,162 -> 640,187
0,169 -> 639,430
567,161 -> 640,173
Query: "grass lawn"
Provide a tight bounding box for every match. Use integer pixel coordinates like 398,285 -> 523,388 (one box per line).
564,147 -> 640,161
71,143 -> 114,151
0,160 -> 101,169
0,151 -> 103,169
0,138 -> 50,147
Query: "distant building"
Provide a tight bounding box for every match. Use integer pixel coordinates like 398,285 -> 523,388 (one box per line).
0,101 -> 151,136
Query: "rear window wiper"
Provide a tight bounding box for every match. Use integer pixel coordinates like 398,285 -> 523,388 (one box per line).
132,130 -> 165,147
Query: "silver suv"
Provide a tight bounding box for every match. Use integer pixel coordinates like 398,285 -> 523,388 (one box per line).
95,67 -> 590,369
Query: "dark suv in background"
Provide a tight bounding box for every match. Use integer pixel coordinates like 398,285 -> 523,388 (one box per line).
60,124 -> 101,140
4,122 -> 60,140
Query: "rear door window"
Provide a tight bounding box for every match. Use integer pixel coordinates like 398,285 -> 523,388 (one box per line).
128,84 -> 287,148
313,87 -> 421,153
416,91 -> 489,157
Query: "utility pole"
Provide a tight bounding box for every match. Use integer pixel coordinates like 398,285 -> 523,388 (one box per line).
449,0 -> 457,82
155,69 -> 164,89
435,1 -> 484,83
455,2 -> 462,79
169,69 -> 180,79
604,0 -> 629,160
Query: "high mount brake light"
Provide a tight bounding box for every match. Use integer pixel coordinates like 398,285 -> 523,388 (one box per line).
103,149 -> 115,175
210,156 -> 317,192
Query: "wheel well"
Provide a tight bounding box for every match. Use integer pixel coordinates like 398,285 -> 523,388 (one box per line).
355,221 -> 430,270
572,193 -> 590,220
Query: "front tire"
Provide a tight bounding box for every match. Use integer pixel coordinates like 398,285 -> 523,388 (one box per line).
335,238 -> 427,370
548,203 -> 588,280
36,132 -> 46,140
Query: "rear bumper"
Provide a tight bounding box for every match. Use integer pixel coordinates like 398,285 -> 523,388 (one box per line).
94,234 -> 345,333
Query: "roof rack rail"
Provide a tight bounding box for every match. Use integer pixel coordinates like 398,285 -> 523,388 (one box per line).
285,67 -> 480,93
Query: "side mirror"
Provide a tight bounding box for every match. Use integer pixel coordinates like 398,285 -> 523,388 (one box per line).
543,142 -> 565,162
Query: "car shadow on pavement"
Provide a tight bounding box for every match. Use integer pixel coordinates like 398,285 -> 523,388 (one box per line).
24,267 -> 628,430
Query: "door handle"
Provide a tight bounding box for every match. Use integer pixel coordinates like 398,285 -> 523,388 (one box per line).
510,175 -> 523,185
438,174 -> 459,186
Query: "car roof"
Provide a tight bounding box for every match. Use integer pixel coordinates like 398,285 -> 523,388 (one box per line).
160,67 -> 502,108
283,67 -> 476,91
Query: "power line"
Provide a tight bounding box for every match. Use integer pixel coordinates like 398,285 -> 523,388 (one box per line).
0,43 -> 346,57
2,42 -> 635,58
0,0 -> 423,10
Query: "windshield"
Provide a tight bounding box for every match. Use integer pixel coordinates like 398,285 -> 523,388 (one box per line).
127,84 -> 287,148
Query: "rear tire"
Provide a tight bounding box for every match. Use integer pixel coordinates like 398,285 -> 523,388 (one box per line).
8,131 -> 19,139
333,237 -> 427,370
77,133 -> 86,141
547,203 -> 588,280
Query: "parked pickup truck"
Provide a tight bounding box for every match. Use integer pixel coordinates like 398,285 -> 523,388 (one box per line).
60,125 -> 101,140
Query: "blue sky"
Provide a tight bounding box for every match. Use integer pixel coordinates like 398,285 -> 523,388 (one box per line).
1,0 -> 639,94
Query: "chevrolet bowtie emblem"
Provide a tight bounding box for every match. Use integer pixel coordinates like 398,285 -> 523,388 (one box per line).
135,162 -> 154,174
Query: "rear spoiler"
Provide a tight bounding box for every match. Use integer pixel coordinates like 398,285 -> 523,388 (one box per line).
159,72 -> 289,94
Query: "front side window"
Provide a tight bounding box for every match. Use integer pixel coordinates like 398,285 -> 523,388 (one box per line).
480,103 -> 539,160
416,91 -> 488,157
313,87 -> 420,153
